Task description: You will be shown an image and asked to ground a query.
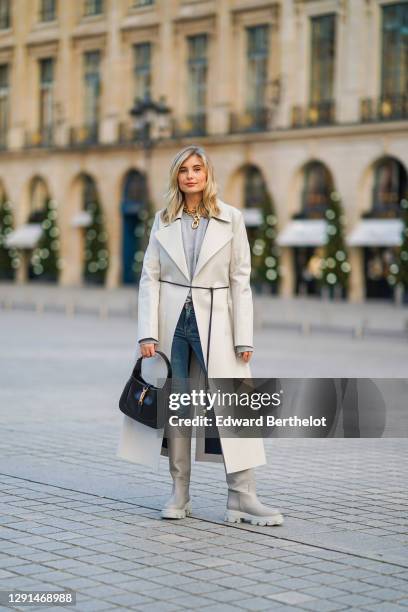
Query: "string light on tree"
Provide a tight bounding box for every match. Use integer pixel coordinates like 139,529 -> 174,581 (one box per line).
132,202 -> 154,280
320,191 -> 350,298
388,199 -> 408,295
251,194 -> 280,292
83,199 -> 109,284
0,199 -> 20,279
30,198 -> 60,281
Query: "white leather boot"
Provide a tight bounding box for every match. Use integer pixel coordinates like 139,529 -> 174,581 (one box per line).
224,468 -> 284,526
161,424 -> 192,519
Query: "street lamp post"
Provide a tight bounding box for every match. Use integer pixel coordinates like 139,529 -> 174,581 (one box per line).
127,95 -> 172,282
129,95 -> 171,152
128,94 -> 172,204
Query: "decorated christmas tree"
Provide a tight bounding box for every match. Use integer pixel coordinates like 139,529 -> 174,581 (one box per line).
30,198 -> 60,281
388,198 -> 408,291
83,198 -> 109,285
250,190 -> 280,292
132,201 -> 154,283
0,198 -> 19,280
319,191 -> 351,298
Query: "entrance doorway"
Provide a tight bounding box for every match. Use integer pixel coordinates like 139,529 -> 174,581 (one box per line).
294,246 -> 324,296
364,246 -> 398,299
121,170 -> 148,285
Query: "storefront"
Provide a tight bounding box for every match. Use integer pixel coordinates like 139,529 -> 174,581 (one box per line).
347,219 -> 403,299
277,161 -> 333,297
277,220 -> 327,295
348,157 -> 407,300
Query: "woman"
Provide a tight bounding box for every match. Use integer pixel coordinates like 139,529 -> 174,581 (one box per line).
117,145 -> 283,526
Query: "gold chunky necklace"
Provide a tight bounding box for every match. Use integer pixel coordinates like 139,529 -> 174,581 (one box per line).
183,205 -> 201,229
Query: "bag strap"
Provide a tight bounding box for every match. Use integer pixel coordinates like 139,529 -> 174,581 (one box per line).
133,349 -> 172,381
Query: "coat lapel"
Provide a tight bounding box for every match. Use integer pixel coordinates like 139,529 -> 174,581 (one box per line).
155,216 -> 190,281
193,215 -> 232,279
154,199 -> 232,282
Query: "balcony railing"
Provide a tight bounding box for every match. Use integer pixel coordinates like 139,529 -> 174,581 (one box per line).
133,0 -> 154,6
69,123 -> 99,146
291,100 -> 335,128
361,95 -> 408,123
25,126 -> 54,148
230,107 -> 269,133
173,113 -> 207,137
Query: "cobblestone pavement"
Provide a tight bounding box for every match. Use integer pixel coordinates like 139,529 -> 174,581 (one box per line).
0,311 -> 407,611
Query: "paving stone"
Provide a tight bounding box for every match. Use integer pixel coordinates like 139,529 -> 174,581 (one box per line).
205,589 -> 249,603
236,596 -> 278,610
359,604 -> 408,612
334,593 -> 386,606
1,309 -> 407,612
267,590 -> 317,605
298,600 -> 350,611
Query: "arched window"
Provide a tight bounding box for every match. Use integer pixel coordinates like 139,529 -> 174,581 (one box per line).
300,161 -> 333,219
371,158 -> 407,218
123,170 -> 147,212
28,177 -> 49,223
244,166 -> 267,208
121,169 -> 149,285
83,174 -> 98,211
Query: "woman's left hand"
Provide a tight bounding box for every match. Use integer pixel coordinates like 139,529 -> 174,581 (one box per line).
239,351 -> 253,363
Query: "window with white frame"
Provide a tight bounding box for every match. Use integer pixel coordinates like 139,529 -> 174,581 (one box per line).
84,0 -> 104,17
0,64 -> 9,146
133,42 -> 151,102
309,14 -> 336,105
186,34 -> 208,119
381,3 -> 408,100
0,0 -> 10,29
39,58 -> 54,137
39,0 -> 57,22
83,51 -> 101,130
246,24 -> 269,112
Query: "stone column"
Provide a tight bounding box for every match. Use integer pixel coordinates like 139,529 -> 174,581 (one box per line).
9,0 -> 27,149
210,0 -> 231,134
348,247 -> 365,303
100,0 -> 121,143
280,248 -> 295,297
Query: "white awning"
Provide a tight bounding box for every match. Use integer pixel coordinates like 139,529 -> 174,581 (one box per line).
71,210 -> 92,228
277,220 -> 328,246
242,208 -> 263,227
347,219 -> 403,247
4,224 -> 43,249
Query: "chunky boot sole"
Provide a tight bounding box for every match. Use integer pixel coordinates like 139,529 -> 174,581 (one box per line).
224,509 -> 284,526
161,501 -> 192,519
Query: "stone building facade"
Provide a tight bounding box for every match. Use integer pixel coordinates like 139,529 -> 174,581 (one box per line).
0,0 -> 407,301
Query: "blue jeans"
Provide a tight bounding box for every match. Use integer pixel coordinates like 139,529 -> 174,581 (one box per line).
170,301 -> 223,455
170,302 -> 207,418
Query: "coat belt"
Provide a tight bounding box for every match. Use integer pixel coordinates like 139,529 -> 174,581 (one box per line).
158,279 -> 229,397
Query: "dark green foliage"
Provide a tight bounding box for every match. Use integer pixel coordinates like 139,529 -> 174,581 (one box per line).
0,198 -> 18,280
132,201 -> 154,283
30,198 -> 60,281
83,198 -> 109,285
388,198 -> 408,289
250,190 -> 280,291
320,191 -> 351,293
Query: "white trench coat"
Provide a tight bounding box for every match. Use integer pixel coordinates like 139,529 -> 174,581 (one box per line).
116,198 -> 266,474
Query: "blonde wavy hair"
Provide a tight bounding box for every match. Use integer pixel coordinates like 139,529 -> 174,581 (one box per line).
161,145 -> 220,224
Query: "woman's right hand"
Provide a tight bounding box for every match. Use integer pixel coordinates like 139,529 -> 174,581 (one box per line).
141,343 -> 156,358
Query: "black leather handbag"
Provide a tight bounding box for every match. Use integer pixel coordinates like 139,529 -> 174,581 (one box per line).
119,350 -> 172,429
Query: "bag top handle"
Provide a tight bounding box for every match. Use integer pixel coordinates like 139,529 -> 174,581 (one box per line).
133,349 -> 172,381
